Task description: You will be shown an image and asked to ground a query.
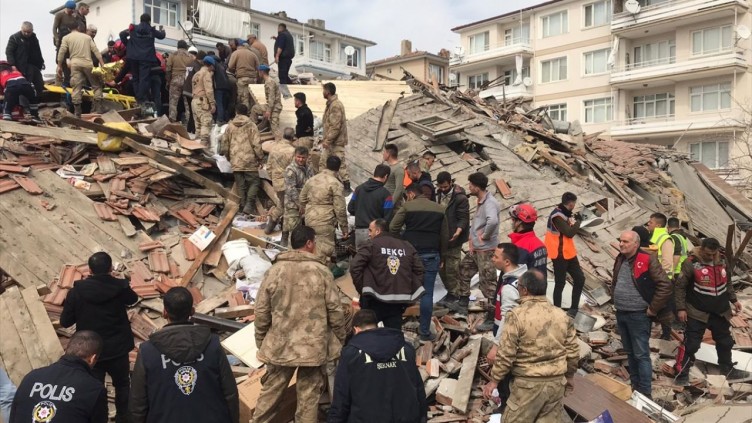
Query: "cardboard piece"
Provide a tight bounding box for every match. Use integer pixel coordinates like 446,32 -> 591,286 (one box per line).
189,225 -> 217,251
221,322 -> 263,368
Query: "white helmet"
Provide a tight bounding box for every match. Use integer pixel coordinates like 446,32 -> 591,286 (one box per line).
188,46 -> 198,54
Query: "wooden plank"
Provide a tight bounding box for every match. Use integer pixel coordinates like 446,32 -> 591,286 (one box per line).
0,119 -> 98,144
194,286 -> 236,314
21,286 -> 65,362
3,287 -> 50,369
0,293 -> 34,385
180,201 -> 239,287
563,375 -> 652,422
214,305 -> 254,319
117,215 -> 137,237
452,338 -> 481,413
373,98 -> 399,151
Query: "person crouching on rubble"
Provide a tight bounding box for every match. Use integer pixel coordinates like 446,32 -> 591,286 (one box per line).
0,61 -> 41,122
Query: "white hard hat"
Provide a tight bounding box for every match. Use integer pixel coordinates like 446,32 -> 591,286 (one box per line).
188,46 -> 198,54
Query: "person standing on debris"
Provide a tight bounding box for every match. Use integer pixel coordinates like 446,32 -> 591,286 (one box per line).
9,331 -> 107,423
60,252 -> 138,423
253,225 -> 348,423
435,171 -> 470,311
75,3 -> 90,30
294,92 -> 315,149
320,82 -> 350,193
483,270 -> 578,423
405,160 -> 434,201
508,202 -> 547,277
348,164 -> 394,248
389,183 -> 448,341
0,61 -> 41,122
251,64 -> 282,135
667,218 -> 690,278
264,127 -> 296,236
273,23 -> 295,84
191,55 -> 216,145
181,47 -> 202,129
327,309 -> 427,423
227,39 -> 259,111
130,287 -> 239,423
5,22 -> 45,101
647,212 -> 676,279
300,156 -> 350,263
166,40 -> 194,123
675,238 -> 751,385
247,34 -> 269,65
52,0 -> 78,86
350,219 -> 425,329
212,56 -> 232,124
611,230 -> 672,397
56,22 -> 104,117
382,143 -> 405,208
220,103 -> 263,215
283,146 -> 315,246
545,191 -> 586,317
457,172 -> 500,330
492,243 -> 527,340
122,14 -> 166,105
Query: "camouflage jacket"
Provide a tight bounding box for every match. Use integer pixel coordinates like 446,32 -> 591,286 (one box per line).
255,250 -> 348,366
491,296 -> 579,381
284,162 -> 314,209
264,78 -> 282,112
299,170 -> 348,229
266,140 -> 295,191
220,115 -> 263,171
322,94 -> 348,147
191,66 -> 214,101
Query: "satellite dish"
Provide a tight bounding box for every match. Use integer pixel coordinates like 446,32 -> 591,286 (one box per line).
454,46 -> 465,56
182,21 -> 194,31
737,25 -> 751,40
523,77 -> 533,87
449,73 -> 458,82
624,0 -> 641,14
344,45 -> 355,56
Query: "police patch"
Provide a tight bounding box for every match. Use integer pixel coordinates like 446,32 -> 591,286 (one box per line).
174,366 -> 198,395
32,400 -> 56,422
387,255 -> 400,275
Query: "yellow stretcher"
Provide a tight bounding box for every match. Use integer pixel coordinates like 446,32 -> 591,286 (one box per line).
44,84 -> 137,109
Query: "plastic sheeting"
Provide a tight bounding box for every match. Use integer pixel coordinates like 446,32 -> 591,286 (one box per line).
197,0 -> 252,40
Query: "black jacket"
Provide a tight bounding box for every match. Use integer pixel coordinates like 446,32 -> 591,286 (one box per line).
10,355 -> 108,423
415,172 -> 435,201
436,184 -> 469,249
328,328 -> 427,423
389,197 -> 448,256
60,275 -> 138,361
295,104 -> 314,138
348,178 -> 395,228
213,61 -> 231,91
129,322 -> 239,423
5,31 -> 45,76
182,59 -> 202,96
122,22 -> 165,62
274,30 -> 295,59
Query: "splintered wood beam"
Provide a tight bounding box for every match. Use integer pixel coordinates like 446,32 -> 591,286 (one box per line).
179,201 -> 238,287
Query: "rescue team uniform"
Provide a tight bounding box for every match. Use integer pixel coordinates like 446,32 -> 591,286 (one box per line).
544,205 -> 585,315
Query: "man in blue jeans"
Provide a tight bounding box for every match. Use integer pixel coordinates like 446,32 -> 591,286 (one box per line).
611,230 -> 672,398
0,368 -> 15,422
390,183 -> 448,341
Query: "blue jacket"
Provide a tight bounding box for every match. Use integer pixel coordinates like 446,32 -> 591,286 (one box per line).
122,22 -> 165,62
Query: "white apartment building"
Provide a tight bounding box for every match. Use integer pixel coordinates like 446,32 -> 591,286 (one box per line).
450,0 -> 752,174
50,0 -> 375,79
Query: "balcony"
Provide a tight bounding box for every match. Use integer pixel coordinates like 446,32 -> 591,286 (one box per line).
610,51 -> 747,89
479,84 -> 533,101
610,111 -> 746,138
612,0 -> 749,35
450,39 -> 533,71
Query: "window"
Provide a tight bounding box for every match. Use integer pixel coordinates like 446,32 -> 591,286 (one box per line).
638,0 -> 669,6
428,64 -> 445,84
633,93 -> 675,120
584,48 -> 611,75
469,32 -> 489,54
584,97 -> 613,123
541,57 -> 567,83
690,141 -> 729,169
144,0 -> 178,27
503,67 -> 530,85
547,103 -> 568,121
692,25 -> 733,56
310,41 -> 331,62
294,34 -> 305,56
341,46 -> 360,68
633,40 -> 675,68
690,83 -> 732,112
584,0 -> 612,28
250,23 -> 260,38
542,11 -> 568,37
504,24 -> 530,45
468,73 -> 489,90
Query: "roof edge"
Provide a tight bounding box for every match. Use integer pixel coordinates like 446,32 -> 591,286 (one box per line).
451,0 -> 566,32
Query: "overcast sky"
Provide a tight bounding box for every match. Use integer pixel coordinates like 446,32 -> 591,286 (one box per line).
0,0 -> 543,68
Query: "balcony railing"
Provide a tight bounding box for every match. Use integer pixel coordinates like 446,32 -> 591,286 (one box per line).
612,0 -> 748,31
610,110 -> 745,137
451,39 -> 532,66
611,51 -> 746,85
479,84 -> 533,100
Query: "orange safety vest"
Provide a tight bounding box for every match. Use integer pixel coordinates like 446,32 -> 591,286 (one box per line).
544,207 -> 577,260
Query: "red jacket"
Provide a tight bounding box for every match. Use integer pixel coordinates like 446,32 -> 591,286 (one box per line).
0,69 -> 25,91
509,231 -> 547,277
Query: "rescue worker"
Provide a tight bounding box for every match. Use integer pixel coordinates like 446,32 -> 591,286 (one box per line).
458,172 -> 500,330
405,160 -> 435,201
350,219 -> 425,329
675,238 -> 751,385
667,217 -> 690,279
252,225 -> 348,423
5,21 -> 45,99
382,143 -> 405,208
273,23 -> 295,84
320,82 -> 350,193
283,146 -> 315,246
299,156 -> 350,263
227,40 -> 259,110
9,331 -> 107,423
247,34 -> 269,65
483,270 -> 579,423
434,171 -> 470,311
123,14 -> 166,105
348,164 -> 394,248
191,55 -> 216,145
181,47 -> 201,129
647,212 -> 676,279
75,3 -> 90,29
0,61 -> 41,121
545,192 -> 586,317
508,202 -> 547,277
251,64 -> 282,135
52,0 -> 78,86
129,287 -> 238,423
56,22 -> 104,117
294,92 -> 314,149
264,128 -> 296,236
220,104 -> 263,216
166,40 -> 193,123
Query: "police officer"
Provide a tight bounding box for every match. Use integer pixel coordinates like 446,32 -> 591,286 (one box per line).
9,331 -> 107,423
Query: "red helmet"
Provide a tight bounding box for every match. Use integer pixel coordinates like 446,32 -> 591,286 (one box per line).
509,203 -> 538,223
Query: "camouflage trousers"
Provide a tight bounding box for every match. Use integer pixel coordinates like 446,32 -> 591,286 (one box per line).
70,65 -> 102,105
310,224 -> 335,262
191,97 -> 213,144
440,246 -> 463,297
503,376 -> 566,423
269,190 -> 285,221
236,76 -> 256,110
294,136 -> 314,150
251,364 -> 325,423
251,103 -> 281,135
319,145 -> 348,183
168,74 -> 185,122
283,204 -> 302,232
459,249 -> 497,301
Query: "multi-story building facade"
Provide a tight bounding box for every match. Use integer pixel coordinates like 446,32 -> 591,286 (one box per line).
366,40 -> 450,85
450,0 -> 752,175
50,0 -> 375,79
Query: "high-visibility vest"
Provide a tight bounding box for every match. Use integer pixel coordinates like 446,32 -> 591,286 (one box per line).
544,207 -> 577,260
650,227 -> 671,259
671,232 -> 690,275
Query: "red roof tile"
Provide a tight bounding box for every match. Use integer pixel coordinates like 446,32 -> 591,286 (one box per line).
93,202 -> 118,221
148,250 -> 170,273
12,175 -> 44,195
0,179 -> 20,194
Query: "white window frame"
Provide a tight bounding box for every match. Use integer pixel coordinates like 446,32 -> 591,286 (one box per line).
504,24 -> 530,45
541,11 -> 568,38
503,67 -> 530,85
633,39 -> 675,68
310,41 -> 331,62
468,73 -> 489,90
689,141 -> 730,169
632,93 -> 675,121
541,56 -> 567,83
583,48 -> 611,75
547,103 -> 568,121
250,22 -> 260,38
144,0 -> 178,28
584,97 -> 613,123
469,32 -> 490,54
584,0 -> 612,28
690,82 -> 732,112
428,63 -> 445,84
691,25 -> 733,56
341,47 -> 360,68
294,34 -> 305,56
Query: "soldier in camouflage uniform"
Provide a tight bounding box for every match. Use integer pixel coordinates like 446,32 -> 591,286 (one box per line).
299,156 -> 349,263
483,270 -> 579,423
220,104 -> 264,215
264,128 -> 296,236
283,146 -> 314,246
319,82 -> 350,192
166,40 -> 194,122
191,56 -> 216,145
251,64 -> 282,136
252,225 -> 348,423
227,42 -> 259,111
